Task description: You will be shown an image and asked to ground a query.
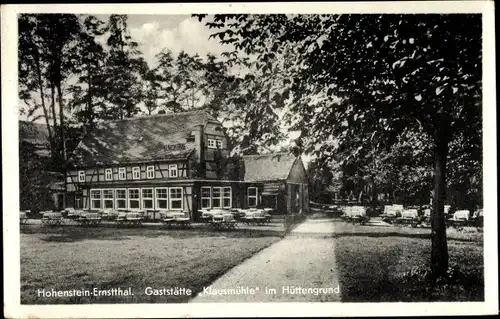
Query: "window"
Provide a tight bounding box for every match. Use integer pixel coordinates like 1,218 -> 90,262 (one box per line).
142,188 -> 154,210
216,140 -> 223,149
105,168 -> 113,181
128,188 -> 140,209
75,198 -> 82,209
115,189 -> 127,209
90,189 -> 102,209
78,171 -> 85,182
223,187 -> 232,208
118,167 -> 126,180
248,187 -> 258,207
156,188 -> 168,210
207,139 -> 216,149
132,167 -> 140,180
169,164 -> 178,178
146,166 -> 155,179
103,189 -> 114,209
169,188 -> 183,210
212,187 -> 222,208
201,187 -> 211,209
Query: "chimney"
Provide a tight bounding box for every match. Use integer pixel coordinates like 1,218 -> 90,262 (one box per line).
193,124 -> 205,178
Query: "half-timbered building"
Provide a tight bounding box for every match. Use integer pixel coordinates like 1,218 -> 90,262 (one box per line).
66,110 -> 308,220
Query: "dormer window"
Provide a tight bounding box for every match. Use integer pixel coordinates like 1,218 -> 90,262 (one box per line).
146,165 -> 155,179
169,164 -> 178,178
132,167 -> 140,180
78,171 -> 85,182
105,168 -> 113,181
208,139 -> 216,149
118,167 -> 126,180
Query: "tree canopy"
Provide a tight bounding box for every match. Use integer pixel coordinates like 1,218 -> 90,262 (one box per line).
194,13 -> 482,278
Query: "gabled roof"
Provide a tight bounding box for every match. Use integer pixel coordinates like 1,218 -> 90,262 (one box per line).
242,153 -> 297,182
69,110 -> 216,167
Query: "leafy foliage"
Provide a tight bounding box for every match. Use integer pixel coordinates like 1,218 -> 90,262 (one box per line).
195,13 -> 482,277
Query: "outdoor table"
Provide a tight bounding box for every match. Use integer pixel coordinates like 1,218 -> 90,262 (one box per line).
209,213 -> 237,230
115,212 -> 128,227
124,212 -> 144,227
76,212 -> 102,226
161,211 -> 191,228
41,211 -> 65,226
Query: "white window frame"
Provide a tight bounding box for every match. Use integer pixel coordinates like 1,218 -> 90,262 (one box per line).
132,167 -> 141,180
142,188 -> 154,210
90,189 -> 102,210
146,165 -> 155,179
223,187 -> 232,208
207,139 -> 216,149
118,167 -> 126,180
212,187 -> 222,208
169,164 -> 178,178
115,188 -> 127,210
78,170 -> 85,182
248,187 -> 258,208
128,188 -> 141,210
216,140 -> 223,149
155,187 -> 169,210
201,186 -> 212,209
105,168 -> 113,181
169,187 -> 183,211
103,189 -> 114,209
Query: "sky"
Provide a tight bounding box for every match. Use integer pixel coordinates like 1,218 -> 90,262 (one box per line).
98,14 -> 229,68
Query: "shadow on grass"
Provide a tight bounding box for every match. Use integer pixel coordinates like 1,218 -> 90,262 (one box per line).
21,225 -> 285,243
288,231 -> 482,244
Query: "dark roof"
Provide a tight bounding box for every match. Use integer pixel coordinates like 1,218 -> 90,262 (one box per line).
69,110 -> 216,167
19,120 -> 51,157
242,153 -> 297,182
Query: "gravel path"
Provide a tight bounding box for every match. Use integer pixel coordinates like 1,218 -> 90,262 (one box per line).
190,218 -> 341,302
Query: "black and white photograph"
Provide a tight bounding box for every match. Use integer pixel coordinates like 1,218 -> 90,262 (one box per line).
2,2 -> 497,318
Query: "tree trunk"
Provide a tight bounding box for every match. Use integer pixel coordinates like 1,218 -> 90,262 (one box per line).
431,130 -> 449,279
56,82 -> 68,208
33,45 -> 54,152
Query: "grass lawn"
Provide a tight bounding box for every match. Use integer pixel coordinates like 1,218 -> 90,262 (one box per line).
333,221 -> 484,302
20,225 -> 283,304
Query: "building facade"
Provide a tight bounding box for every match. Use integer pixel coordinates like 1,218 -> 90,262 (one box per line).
66,110 -> 308,220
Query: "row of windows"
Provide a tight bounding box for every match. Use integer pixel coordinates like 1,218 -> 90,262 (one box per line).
82,186 -> 259,211
78,165 -> 178,182
201,186 -> 232,209
88,187 -> 183,211
199,187 -> 258,209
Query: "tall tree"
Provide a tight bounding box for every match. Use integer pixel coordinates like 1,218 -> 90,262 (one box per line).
18,14 -> 82,167
104,14 -> 146,119
154,50 -> 205,113
196,14 -> 482,278
68,15 -> 108,131
19,14 -> 56,154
